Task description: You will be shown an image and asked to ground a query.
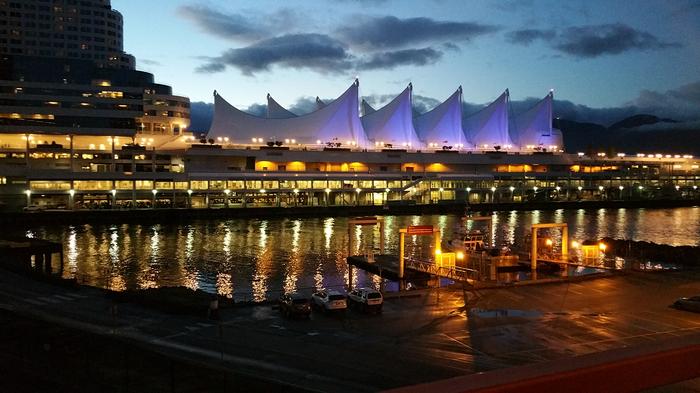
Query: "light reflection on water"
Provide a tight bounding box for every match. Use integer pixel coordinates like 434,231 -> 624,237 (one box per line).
16,207 -> 700,300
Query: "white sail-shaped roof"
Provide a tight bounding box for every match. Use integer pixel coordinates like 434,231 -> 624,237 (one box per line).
361,99 -> 376,116
463,90 -> 514,149
315,96 -> 326,110
512,91 -> 553,149
414,87 -> 466,148
266,94 -> 297,119
209,80 -> 368,147
361,84 -> 423,148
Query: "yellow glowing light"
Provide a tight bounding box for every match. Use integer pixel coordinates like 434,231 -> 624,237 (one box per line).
456,251 -> 464,260
435,249 -> 442,256
545,238 -> 553,246
571,241 -> 579,248
599,243 -> 607,251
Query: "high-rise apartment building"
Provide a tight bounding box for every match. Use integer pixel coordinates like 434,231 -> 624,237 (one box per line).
0,0 -> 189,139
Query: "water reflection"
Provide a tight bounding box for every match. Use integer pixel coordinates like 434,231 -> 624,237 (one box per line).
15,207 -> 700,300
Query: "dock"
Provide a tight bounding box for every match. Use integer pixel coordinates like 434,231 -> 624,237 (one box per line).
346,255 -> 431,283
0,237 -> 63,274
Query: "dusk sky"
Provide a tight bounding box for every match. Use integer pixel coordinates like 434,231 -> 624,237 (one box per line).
113,0 -> 700,125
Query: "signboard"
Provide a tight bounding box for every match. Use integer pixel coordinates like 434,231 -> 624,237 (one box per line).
407,225 -> 435,235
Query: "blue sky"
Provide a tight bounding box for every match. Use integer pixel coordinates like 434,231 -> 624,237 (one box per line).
113,0 -> 700,124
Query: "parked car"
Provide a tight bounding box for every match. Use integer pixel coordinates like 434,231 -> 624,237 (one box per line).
348,288 -> 383,313
311,290 -> 347,313
278,293 -> 311,318
22,205 -> 44,212
672,296 -> 700,313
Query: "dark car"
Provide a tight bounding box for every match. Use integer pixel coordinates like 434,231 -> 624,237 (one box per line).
672,296 -> 700,313
279,293 -> 311,318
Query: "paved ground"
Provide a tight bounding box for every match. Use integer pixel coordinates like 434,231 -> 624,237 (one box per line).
1,269 -> 700,392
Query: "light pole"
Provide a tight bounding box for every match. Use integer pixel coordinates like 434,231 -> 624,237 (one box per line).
25,189 -> 31,208
68,189 -> 75,210
490,186 -> 496,203
598,185 -> 604,200
187,189 -> 193,208
110,189 -> 116,209
325,188 -> 331,206
618,185 -> 624,200
293,188 -> 299,206
509,186 -> 515,202
223,188 -> 231,208
355,188 -> 362,206
151,189 -> 157,208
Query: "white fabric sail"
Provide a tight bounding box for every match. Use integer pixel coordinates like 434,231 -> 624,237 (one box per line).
414,87 -> 466,148
315,96 -> 326,110
512,91 -> 553,149
209,80 -> 368,147
266,94 -> 297,119
361,99 -> 376,116
463,90 -> 514,149
361,84 -> 423,148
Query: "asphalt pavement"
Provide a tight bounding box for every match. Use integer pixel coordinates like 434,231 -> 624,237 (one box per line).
1,269 -> 700,392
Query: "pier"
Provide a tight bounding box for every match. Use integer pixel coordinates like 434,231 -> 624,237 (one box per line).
0,237 -> 63,274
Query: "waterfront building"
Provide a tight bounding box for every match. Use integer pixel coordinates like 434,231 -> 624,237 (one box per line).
0,1 -> 697,211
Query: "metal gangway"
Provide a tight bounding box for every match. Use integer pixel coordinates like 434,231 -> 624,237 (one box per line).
405,257 -> 480,284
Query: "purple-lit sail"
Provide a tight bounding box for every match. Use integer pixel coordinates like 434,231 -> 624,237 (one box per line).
414,87 -> 466,149
361,84 -> 423,148
361,99 -> 376,116
266,94 -> 297,119
463,90 -> 514,149
209,80 -> 369,147
512,92 -> 554,149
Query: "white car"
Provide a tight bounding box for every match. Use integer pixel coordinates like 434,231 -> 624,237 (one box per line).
348,288 -> 383,313
311,290 -> 347,312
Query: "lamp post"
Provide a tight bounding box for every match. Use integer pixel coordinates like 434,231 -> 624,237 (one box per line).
325,188 -> 331,206
618,185 -> 624,200
68,189 -> 75,210
187,189 -> 193,208
110,189 -> 116,209
509,186 -> 515,202
293,188 -> 299,206
151,189 -> 157,208
598,185 -> 605,200
490,186 -> 496,203
355,188 -> 362,206
25,189 -> 31,208
223,189 -> 231,208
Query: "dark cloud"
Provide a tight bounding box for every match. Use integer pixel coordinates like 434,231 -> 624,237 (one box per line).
629,80 -> 700,121
139,59 -> 162,66
336,16 -> 499,50
359,48 -> 443,70
554,24 -> 681,58
196,34 -> 353,76
506,23 -> 681,58
506,28 -> 556,45
177,5 -> 298,43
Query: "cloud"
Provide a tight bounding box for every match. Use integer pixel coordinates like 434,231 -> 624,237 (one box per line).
628,80 -> 700,121
177,5 -> 298,43
197,34 -> 353,75
506,28 -> 556,45
336,16 -> 499,50
506,23 -> 681,58
139,59 -> 162,66
359,48 -> 443,70
555,24 -> 681,58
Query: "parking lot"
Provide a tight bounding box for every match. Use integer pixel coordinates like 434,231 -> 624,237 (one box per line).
2,269 -> 700,391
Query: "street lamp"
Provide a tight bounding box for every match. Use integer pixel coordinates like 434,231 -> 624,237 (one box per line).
187,189 -> 193,208
151,189 -> 157,209
355,188 -> 362,206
